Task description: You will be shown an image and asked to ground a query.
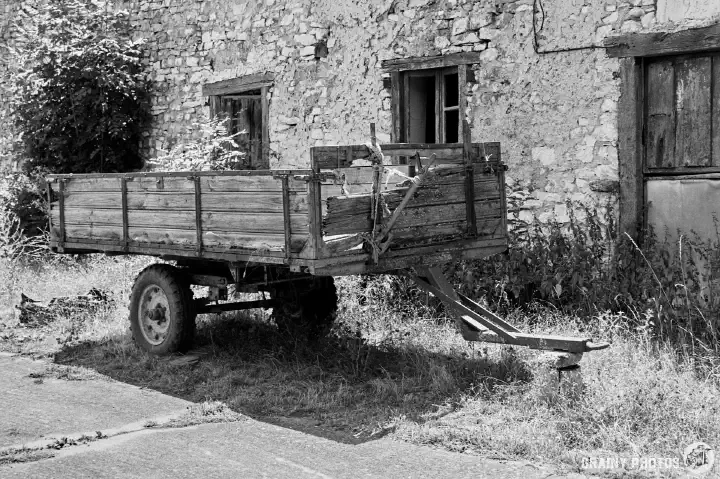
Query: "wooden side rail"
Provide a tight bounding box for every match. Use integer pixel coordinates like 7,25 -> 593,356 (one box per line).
310,142 -> 502,170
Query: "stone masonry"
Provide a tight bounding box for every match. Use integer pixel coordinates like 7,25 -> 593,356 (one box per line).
2,0 -> 720,225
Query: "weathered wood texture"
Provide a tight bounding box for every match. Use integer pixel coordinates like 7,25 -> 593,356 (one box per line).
47,142 -> 508,272
618,58 -> 642,238
322,165 -> 504,247
50,174 -> 308,253
645,60 -> 675,168
381,52 -> 484,72
644,54 -> 720,171
605,23 -> 720,58
674,57 -> 712,167
311,142 -> 501,169
202,72 -> 274,96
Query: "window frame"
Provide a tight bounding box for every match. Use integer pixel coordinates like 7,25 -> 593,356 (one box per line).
202,73 -> 273,169
382,52 -> 481,145
401,67 -> 461,144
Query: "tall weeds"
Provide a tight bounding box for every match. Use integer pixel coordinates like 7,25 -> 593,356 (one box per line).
448,200 -> 720,358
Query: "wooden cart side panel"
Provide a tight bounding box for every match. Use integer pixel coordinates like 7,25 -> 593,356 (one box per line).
321,165 -> 505,247
50,174 -> 310,255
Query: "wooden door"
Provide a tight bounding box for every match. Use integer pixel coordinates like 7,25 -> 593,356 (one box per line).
644,52 -> 720,243
219,94 -> 263,169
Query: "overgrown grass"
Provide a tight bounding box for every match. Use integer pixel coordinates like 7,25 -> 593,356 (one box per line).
1,253 -> 719,476
457,200 -> 720,360
2,199 -> 720,475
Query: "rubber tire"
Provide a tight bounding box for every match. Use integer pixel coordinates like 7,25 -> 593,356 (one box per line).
129,264 -> 196,355
271,277 -> 338,340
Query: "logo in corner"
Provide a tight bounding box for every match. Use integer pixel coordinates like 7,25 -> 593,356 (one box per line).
684,442 -> 715,476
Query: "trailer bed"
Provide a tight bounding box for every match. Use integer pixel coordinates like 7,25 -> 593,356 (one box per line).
47,142 -> 508,275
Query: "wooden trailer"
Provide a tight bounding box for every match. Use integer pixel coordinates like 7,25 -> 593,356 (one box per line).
47,131 -> 608,355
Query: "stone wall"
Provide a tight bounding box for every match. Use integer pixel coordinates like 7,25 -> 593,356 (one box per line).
125,0 -> 659,224
656,0 -> 720,24
1,0 -> 717,226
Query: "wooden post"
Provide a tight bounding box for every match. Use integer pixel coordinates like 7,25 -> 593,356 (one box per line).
58,179 -> 66,250
370,123 -> 383,238
261,86 -> 270,169
121,177 -> 129,252
458,65 -> 468,143
194,176 -> 203,256
307,148 -> 323,259
618,57 -> 643,240
462,120 -> 477,236
281,175 -> 292,259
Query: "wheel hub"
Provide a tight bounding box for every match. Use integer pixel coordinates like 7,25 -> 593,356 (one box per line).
138,285 -> 171,346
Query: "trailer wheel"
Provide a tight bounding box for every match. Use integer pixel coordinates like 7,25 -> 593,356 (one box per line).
271,277 -> 337,340
129,264 -> 196,355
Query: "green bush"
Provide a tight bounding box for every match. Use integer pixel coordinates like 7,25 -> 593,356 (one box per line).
11,0 -> 150,175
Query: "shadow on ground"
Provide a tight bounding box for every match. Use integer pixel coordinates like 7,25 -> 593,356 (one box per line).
52,312 -> 532,445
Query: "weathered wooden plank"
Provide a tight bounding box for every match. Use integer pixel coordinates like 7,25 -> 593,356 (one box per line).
645,60 -> 675,169
305,147 -> 323,260
323,200 -> 503,235
63,175 -> 304,193
462,120 -> 477,236
381,52 -> 484,72
311,143 -> 501,169
618,57 -> 643,239
64,191 -> 308,213
121,177 -> 129,250
52,223 -> 122,242
391,71 -> 402,143
281,176 -> 292,257
261,86 -> 270,168
390,218 -> 503,242
203,232 -> 307,251
52,208 -> 308,234
58,180 -> 66,246
675,56 -> 712,167
205,176 -> 302,192
320,218 -> 503,254
202,72 -> 274,96
62,177 -> 122,193
51,223 -> 307,252
713,56 -> 720,166
194,177 -> 203,253
325,182 -> 501,217
605,23 -> 720,58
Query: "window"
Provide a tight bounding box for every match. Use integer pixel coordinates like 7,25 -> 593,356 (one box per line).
382,52 -> 481,150
202,73 -> 273,169
403,68 -> 460,144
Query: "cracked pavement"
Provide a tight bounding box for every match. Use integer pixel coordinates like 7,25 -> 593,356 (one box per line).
0,353 -> 591,478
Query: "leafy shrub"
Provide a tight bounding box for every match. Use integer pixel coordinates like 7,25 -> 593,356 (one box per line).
11,0 -> 150,175
0,171 -> 45,237
146,116 -> 246,171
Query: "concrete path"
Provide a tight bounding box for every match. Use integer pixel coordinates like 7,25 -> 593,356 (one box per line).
0,353 -> 589,479
0,353 -> 191,449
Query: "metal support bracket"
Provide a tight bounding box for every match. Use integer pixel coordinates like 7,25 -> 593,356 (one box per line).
409,267 -> 610,354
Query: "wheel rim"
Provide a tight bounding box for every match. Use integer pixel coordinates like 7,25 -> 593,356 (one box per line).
138,285 -> 171,346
